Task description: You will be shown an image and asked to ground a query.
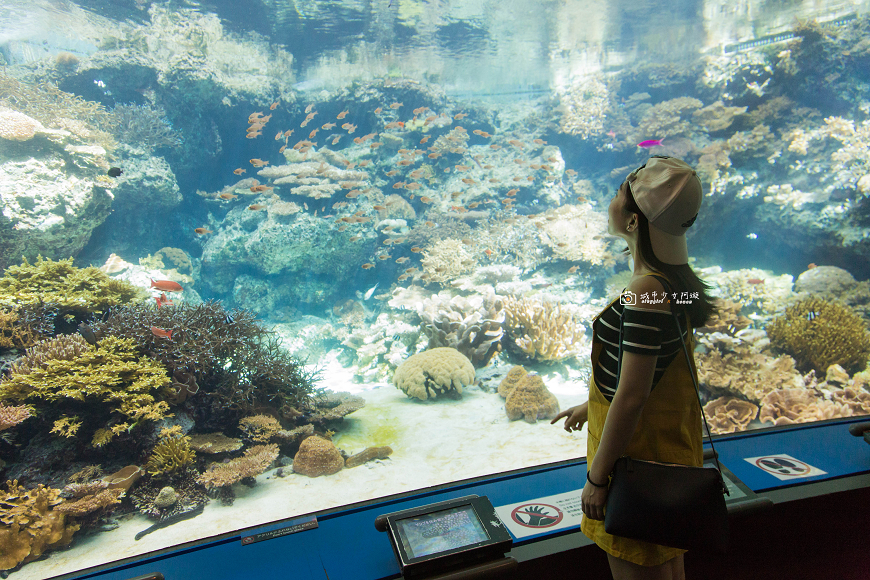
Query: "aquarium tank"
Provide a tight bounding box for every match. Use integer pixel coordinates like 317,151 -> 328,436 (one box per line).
1,0 -> 870,577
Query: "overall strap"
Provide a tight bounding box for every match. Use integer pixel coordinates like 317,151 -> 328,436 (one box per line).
615,275 -> 728,494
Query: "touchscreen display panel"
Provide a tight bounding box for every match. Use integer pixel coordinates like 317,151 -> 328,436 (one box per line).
394,505 -> 491,560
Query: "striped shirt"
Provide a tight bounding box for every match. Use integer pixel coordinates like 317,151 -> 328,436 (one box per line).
592,290 -> 688,403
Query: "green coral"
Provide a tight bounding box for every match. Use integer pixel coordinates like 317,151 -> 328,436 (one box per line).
145,429 -> 196,477
0,335 -> 172,444
0,256 -> 147,314
767,298 -> 870,375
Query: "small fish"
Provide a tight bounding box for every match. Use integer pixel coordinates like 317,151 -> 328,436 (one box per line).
566,169 -> 578,177
396,257 -> 410,264
397,274 -> 409,281
419,196 -> 433,203
389,102 -> 403,109
322,122 -> 336,130
309,128 -> 319,139
427,152 -> 440,159
411,246 -> 422,252
249,112 -> 264,121
637,139 -> 663,148
747,278 -> 765,285
194,227 -> 213,234
420,136 -> 430,144
350,236 -> 362,242
151,326 -> 173,340
806,310 -> 818,321
508,140 -> 524,148
455,165 -> 471,171
461,178 -> 476,185
77,322 -> 98,346
454,113 -> 467,120
374,107 -> 383,114
275,131 -> 284,141
107,167 -> 123,177
747,233 -> 758,240
462,238 -> 473,245
425,221 -> 435,227
506,189 -> 518,196
405,182 -> 421,190
284,129 -> 294,137
250,158 -> 269,167
233,168 -> 246,175
270,102 -> 279,110
808,263 -> 817,269
245,131 -> 262,139
373,205 -> 386,211
363,283 -> 379,300
219,193 -> 238,200
468,202 -> 480,209
484,249 -> 493,257
279,145 -> 287,153
568,266 -> 579,274
378,254 -> 390,260
338,225 -> 348,232
361,263 -> 375,269
248,204 -> 267,211
337,110 -> 350,119
150,278 -> 183,292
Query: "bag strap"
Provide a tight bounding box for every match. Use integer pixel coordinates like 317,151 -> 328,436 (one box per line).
615,274 -> 728,494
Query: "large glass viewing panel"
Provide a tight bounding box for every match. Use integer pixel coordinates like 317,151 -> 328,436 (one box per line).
1,0 -> 869,577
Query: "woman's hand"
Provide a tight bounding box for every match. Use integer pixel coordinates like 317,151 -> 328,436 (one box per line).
550,401 -> 589,433
581,476 -> 609,521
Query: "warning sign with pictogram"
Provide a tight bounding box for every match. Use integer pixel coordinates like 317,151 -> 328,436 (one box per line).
496,490 -> 584,539
743,453 -> 827,481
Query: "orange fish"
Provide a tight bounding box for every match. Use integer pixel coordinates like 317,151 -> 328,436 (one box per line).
461,178 -> 476,185
484,249 -> 493,257
489,144 -> 501,150
309,128 -> 319,139
250,185 -> 272,193
300,119 -> 311,128
233,168 -> 246,175
468,202 -> 480,209
284,129 -> 294,137
250,159 -> 269,167
150,278 -> 183,292
219,193 -> 238,200
275,131 -> 283,141
338,224 -> 348,232
151,326 -> 173,340
386,170 -> 398,176
322,122 -> 336,130
370,142 -> 382,149
454,113 -> 467,120
420,136 -> 430,144
245,132 -> 261,139
361,263 -> 375,269
194,227 -> 212,234
331,136 -> 341,145
566,169 -> 578,177
747,278 -> 765,285
393,182 -> 405,189
397,160 -> 412,166
248,204 -> 267,211
428,153 -> 441,159
305,104 -> 315,113
155,293 -> 173,308
405,182 -> 421,190
568,266 -> 579,274
373,205 -> 386,211
248,112 -> 264,121
270,102 -> 279,110
533,138 -> 547,145
413,106 -> 428,115
508,140 -> 524,148
374,107 -> 383,114
337,110 -> 349,119
396,257 -> 410,264
419,196 -> 433,204
350,236 -> 361,242
389,102 -> 403,109
279,145 -> 287,153
455,165 -> 471,171
378,254 -> 390,261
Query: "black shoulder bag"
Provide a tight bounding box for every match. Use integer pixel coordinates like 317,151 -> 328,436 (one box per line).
603,275 -> 730,553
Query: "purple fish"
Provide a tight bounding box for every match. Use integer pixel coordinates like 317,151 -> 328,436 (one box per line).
637,139 -> 663,148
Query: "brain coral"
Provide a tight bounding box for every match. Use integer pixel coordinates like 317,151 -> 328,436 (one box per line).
393,347 -> 475,400
505,373 -> 560,424
292,435 -> 344,477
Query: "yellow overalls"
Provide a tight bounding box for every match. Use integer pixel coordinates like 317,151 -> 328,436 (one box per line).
580,272 -> 704,566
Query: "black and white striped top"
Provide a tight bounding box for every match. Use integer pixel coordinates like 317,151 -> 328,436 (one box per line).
592,291 -> 688,403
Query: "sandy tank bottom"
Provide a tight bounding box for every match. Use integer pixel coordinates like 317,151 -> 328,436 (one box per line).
16,359 -> 590,580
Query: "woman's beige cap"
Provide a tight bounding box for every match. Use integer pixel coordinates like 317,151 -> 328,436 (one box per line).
627,157 -> 702,265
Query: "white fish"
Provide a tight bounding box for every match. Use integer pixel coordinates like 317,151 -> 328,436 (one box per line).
746,233 -> 758,240
363,283 -> 379,301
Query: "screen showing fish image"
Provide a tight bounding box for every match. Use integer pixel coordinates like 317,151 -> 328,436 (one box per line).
395,505 -> 491,560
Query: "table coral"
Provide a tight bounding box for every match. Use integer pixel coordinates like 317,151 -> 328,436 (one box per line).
239,415 -> 281,443
505,373 -> 560,424
0,480 -> 79,571
502,296 -> 588,362
196,444 -> 280,489
766,297 -> 870,375
702,396 -> 759,434
292,436 -> 344,477
393,347 -> 475,400
188,433 -> 243,454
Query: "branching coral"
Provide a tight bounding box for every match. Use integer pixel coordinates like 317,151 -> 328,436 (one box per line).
0,404 -> 31,432
535,204 -> 612,266
196,444 -> 279,489
239,415 -> 281,442
502,296 -> 588,362
557,76 -> 612,138
54,481 -> 125,517
787,116 -> 870,195
635,97 -> 703,139
416,289 -> 504,368
7,333 -> 91,377
109,103 -> 182,151
766,298 -> 870,375
393,347 -> 475,400
146,428 -> 196,477
0,305 -> 56,349
0,335 -> 171,445
420,238 -> 476,285
0,257 -> 146,314
0,480 -> 79,571
691,101 -> 747,133
91,301 -> 322,420
188,433 -> 243,454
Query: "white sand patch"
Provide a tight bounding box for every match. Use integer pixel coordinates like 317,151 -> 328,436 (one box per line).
17,360 -> 590,580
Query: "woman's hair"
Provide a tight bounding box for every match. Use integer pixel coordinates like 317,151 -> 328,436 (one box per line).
621,183 -> 718,327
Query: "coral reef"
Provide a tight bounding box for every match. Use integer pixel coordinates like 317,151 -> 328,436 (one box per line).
188,433 -> 243,454
504,373 -> 560,424
759,388 -> 854,426
145,428 -> 197,477
345,446 -> 393,468
130,468 -> 208,522
54,481 -> 125,517
307,392 -> 366,422
0,304 -> 56,349
691,101 -> 746,133
196,444 -> 279,489
109,104 -> 182,151
393,347 -> 476,400
0,107 -> 45,142
416,289 -> 504,368
535,204 -> 614,266
0,335 -> 172,447
498,366 -> 529,398
557,76 -> 612,138
0,257 -> 146,314
701,267 -> 794,314
766,298 -> 870,375
696,349 -> 806,404
420,238 -> 476,285
0,480 -> 79,571
239,415 -> 281,443
292,436 -> 344,477
702,397 -> 759,434
91,301 -> 322,421
102,465 -> 143,492
502,296 -> 588,362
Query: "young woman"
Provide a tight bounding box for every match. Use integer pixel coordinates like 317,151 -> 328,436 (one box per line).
552,157 -> 718,580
